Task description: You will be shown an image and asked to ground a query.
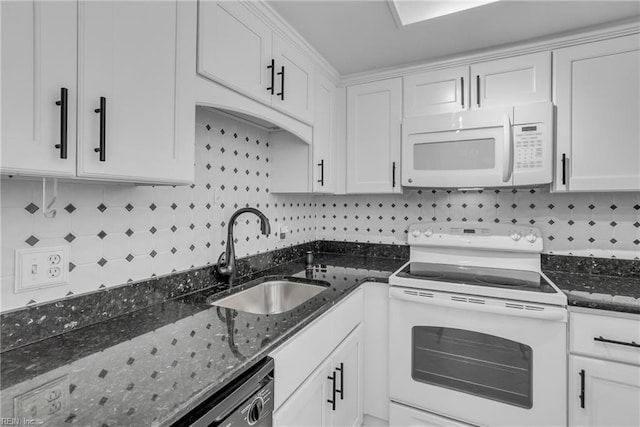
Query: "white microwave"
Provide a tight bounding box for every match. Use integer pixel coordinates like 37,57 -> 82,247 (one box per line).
402,102 -> 553,189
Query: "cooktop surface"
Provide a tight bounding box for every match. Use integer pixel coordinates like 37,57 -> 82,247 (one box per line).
395,262 -> 558,294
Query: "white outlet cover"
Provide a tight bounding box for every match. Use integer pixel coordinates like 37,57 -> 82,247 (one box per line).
14,375 -> 69,421
15,246 -> 70,293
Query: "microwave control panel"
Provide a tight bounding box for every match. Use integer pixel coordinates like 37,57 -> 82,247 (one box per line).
513,124 -> 544,170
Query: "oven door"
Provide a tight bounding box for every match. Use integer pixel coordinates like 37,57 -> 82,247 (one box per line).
389,286 -> 567,427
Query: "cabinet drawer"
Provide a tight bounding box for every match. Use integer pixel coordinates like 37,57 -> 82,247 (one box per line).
270,289 -> 363,410
570,311 -> 640,365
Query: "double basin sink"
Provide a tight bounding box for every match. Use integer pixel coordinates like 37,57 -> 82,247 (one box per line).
209,277 -> 329,315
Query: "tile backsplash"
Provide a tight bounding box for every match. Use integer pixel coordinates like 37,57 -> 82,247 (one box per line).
1,108 -> 639,312
0,108 -> 316,312
317,190 -> 640,260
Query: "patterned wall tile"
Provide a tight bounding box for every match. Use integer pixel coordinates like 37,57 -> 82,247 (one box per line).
0,109 -> 316,312
317,189 -> 640,260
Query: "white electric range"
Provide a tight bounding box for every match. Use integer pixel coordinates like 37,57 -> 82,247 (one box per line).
389,222 -> 567,427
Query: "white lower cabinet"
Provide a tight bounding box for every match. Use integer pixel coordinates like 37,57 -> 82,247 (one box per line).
274,357 -> 332,427
569,355 -> 640,427
274,325 -> 363,427
271,289 -> 363,427
568,309 -> 640,427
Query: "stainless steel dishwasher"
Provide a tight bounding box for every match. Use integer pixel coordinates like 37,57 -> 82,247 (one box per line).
173,357 -> 274,427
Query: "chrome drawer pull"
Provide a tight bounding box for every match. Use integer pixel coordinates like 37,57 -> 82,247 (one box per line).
594,336 -> 640,348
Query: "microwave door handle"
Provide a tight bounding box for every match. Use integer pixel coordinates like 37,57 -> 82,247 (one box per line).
502,114 -> 513,182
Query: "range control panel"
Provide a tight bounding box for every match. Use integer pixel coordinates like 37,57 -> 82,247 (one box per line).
407,222 -> 543,253
514,124 -> 544,170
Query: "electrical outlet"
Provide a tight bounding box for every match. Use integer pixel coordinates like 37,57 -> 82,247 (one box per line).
278,225 -> 289,240
47,254 -> 61,265
14,375 -> 69,423
15,246 -> 69,293
47,267 -> 61,278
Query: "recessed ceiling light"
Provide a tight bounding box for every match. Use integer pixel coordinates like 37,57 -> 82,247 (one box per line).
388,0 -> 502,27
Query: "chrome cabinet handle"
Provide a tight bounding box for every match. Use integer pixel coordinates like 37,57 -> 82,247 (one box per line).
476,75 -> 481,107
94,97 -> 106,162
561,153 -> 568,185
460,77 -> 464,108
55,88 -> 68,159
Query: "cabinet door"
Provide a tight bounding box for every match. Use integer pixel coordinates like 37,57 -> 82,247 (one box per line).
569,355 -> 640,427
471,52 -> 551,109
346,78 -> 402,194
1,0 -> 76,177
554,35 -> 640,192
273,360 -> 331,427
313,72 -> 336,193
404,66 -> 468,116
328,326 -> 363,427
77,0 -> 195,184
272,33 -> 315,124
197,1 -> 272,105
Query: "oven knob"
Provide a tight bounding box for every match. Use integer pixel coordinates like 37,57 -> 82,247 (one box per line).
247,397 -> 264,425
510,232 -> 522,241
411,229 -> 421,237
423,228 -> 433,237
526,233 -> 537,243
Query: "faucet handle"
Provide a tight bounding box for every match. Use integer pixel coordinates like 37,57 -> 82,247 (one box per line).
216,252 -> 228,271
217,251 -> 225,264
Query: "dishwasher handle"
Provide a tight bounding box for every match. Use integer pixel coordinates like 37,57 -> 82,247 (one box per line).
389,287 -> 567,322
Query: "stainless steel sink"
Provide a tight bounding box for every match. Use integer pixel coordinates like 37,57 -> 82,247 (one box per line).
211,279 -> 327,315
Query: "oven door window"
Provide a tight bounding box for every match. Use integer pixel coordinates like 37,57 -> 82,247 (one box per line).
411,327 -> 532,409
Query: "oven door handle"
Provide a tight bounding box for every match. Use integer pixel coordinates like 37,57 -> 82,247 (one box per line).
389,287 -> 567,322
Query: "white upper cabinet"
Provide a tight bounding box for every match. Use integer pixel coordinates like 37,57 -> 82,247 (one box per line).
313,72 -> 336,193
197,1 -> 314,125
404,66 -> 468,117
272,33 -> 315,124
1,1 -> 77,177
1,0 -> 196,184
403,52 -> 550,117
197,1 -> 272,105
553,34 -> 640,192
77,1 -> 195,183
347,78 -> 402,194
471,52 -> 551,109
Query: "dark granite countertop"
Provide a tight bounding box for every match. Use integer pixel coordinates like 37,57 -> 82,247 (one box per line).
546,271 -> 640,315
0,253 -> 404,427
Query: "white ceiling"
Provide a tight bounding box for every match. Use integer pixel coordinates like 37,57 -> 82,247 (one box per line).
268,0 -> 640,76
